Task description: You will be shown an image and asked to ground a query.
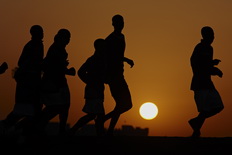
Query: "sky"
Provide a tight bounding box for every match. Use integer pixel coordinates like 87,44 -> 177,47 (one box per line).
0,0 -> 232,137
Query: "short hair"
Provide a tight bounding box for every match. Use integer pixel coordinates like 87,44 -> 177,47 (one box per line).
57,29 -> 70,37
30,25 -> 43,35
94,38 -> 105,50
201,26 -> 214,38
54,29 -> 70,42
112,14 -> 124,23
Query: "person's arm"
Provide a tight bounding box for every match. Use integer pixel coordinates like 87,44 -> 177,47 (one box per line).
211,67 -> 223,78
123,57 -> 134,68
212,59 -> 221,66
66,67 -> 76,76
0,62 -> 8,74
78,61 -> 89,84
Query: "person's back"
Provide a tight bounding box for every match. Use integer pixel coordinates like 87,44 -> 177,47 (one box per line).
80,55 -> 106,100
14,25 -> 44,86
190,39 -> 215,91
105,32 -> 125,76
42,41 -> 68,89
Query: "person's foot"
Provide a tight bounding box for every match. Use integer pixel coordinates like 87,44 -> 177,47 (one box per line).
188,118 -> 201,138
94,119 -> 105,136
191,130 -> 201,138
188,119 -> 197,130
65,128 -> 76,136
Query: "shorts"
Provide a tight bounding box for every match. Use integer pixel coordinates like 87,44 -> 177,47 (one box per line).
40,85 -> 70,106
194,89 -> 224,112
82,99 -> 105,114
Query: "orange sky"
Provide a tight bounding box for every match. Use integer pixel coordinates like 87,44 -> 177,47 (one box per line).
1,0 -> 232,137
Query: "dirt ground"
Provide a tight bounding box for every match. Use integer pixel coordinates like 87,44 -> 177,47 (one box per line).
1,135 -> 231,155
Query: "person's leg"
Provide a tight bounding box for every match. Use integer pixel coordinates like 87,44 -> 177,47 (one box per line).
35,106 -> 59,134
3,111 -> 23,127
105,77 -> 132,136
69,114 -> 96,135
15,101 -> 43,135
58,85 -> 71,134
106,113 -> 120,136
0,112 -> 23,135
103,111 -> 115,122
95,114 -> 105,136
201,108 -> 223,119
189,113 -> 205,137
58,105 -> 70,134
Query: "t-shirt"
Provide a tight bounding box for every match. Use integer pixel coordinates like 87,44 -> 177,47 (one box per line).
190,40 -> 215,90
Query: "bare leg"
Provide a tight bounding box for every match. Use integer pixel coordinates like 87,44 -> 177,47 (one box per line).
69,114 -> 96,135
35,106 -> 59,134
106,113 -> 120,136
59,105 -> 70,134
188,115 -> 205,138
95,114 -> 105,136
188,108 -> 223,138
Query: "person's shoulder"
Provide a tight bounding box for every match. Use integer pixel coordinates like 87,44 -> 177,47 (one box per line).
195,42 -> 202,47
193,42 -> 204,51
24,40 -> 33,47
86,55 -> 95,63
105,32 -> 114,40
21,40 -> 34,53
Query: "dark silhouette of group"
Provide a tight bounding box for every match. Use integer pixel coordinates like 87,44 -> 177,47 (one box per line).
0,14 -> 134,140
0,15 -> 224,140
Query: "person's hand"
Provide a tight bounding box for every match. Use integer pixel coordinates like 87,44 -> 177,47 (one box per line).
0,62 -> 8,74
66,67 -> 76,76
213,59 -> 221,65
126,59 -> 134,68
217,69 -> 223,78
1,62 -> 8,70
65,60 -> 69,66
214,67 -> 223,78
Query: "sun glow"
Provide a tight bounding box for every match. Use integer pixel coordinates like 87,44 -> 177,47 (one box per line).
139,102 -> 158,120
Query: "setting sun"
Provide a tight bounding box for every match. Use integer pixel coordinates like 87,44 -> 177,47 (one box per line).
139,102 -> 158,120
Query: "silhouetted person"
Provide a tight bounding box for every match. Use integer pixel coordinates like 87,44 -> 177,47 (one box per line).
68,38 -> 106,136
36,29 -> 75,135
0,62 -> 8,74
103,14 -> 134,136
189,26 -> 224,138
0,25 -> 44,136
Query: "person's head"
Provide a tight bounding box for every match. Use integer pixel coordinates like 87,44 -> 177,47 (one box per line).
201,26 -> 214,44
112,14 -> 124,32
30,25 -> 43,40
94,38 -> 106,56
54,29 -> 71,46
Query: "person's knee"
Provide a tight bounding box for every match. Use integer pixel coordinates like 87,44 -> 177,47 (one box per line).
119,105 -> 133,114
87,113 -> 97,120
